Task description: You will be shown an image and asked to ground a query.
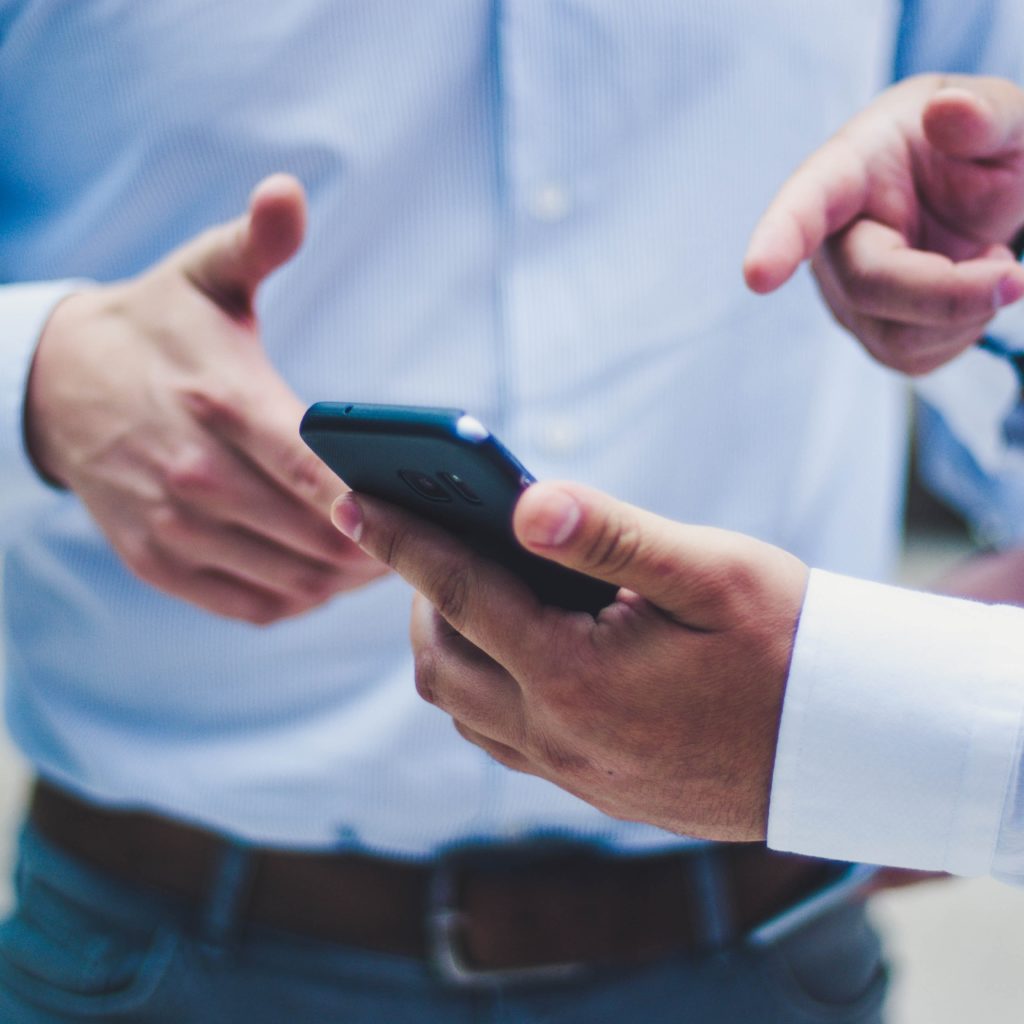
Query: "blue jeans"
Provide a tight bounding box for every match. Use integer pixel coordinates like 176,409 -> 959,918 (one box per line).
0,824 -> 889,1023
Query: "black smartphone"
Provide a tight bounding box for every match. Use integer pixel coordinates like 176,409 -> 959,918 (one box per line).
300,402 -> 617,615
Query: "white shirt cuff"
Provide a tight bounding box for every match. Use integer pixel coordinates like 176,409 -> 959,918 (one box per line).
768,569 -> 1024,877
0,280 -> 89,537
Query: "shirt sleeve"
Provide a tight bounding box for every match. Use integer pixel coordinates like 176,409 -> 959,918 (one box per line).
0,280 -> 89,543
768,568 -> 1024,884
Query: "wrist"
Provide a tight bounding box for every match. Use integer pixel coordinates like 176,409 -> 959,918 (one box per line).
24,288 -> 102,488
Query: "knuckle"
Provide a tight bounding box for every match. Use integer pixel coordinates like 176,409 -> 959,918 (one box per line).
858,334 -> 898,371
126,545 -> 165,586
579,513 -> 642,576
936,285 -> 985,325
871,323 -> 925,374
457,725 -> 521,772
431,566 -> 471,629
163,447 -> 222,498
291,566 -> 340,603
243,593 -> 292,626
884,347 -> 917,376
877,330 -> 944,377
146,503 -> 195,548
939,288 -> 966,323
243,605 -> 282,627
115,524 -> 168,581
181,384 -> 246,434
282,446 -> 336,503
414,647 -> 441,704
842,262 -> 877,308
378,523 -> 408,572
900,353 -> 941,378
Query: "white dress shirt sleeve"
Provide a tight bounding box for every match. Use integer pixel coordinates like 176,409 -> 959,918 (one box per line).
768,569 -> 1024,884
0,281 -> 87,541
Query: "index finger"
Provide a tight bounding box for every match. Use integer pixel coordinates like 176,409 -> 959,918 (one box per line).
744,132 -> 869,294
332,491 -> 548,671
185,383 -> 346,516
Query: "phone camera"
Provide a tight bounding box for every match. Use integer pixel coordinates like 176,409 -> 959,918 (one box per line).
398,470 -> 452,502
439,472 -> 482,504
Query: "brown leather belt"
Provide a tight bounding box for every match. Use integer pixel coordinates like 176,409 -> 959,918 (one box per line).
30,780 -> 846,983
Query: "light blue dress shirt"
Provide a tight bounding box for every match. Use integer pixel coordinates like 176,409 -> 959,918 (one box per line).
0,1 -> 1022,858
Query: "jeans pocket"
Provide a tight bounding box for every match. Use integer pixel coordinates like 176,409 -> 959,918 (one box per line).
0,868 -> 180,1019
752,902 -> 890,1023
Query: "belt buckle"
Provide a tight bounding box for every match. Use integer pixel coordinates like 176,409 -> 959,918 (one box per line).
426,846 -> 590,989
744,862 -> 878,947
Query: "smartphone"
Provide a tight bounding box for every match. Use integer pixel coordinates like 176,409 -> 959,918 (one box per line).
299,402 -> 618,615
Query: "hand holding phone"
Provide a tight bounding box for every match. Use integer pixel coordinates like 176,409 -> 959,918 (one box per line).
300,403 -> 617,615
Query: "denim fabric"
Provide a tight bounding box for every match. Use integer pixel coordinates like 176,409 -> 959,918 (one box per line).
0,825 -> 889,1023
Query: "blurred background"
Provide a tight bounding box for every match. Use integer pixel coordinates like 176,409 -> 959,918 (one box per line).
1,461 -> 1023,1022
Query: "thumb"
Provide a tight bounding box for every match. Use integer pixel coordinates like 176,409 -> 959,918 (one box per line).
923,78 -> 1024,161
177,173 -> 307,319
513,481 -> 776,627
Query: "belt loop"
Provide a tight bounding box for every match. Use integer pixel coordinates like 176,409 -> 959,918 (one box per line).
199,839 -> 255,955
686,846 -> 733,952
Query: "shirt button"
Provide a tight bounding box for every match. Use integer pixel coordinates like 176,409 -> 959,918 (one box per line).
537,416 -> 582,457
528,182 -> 571,222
